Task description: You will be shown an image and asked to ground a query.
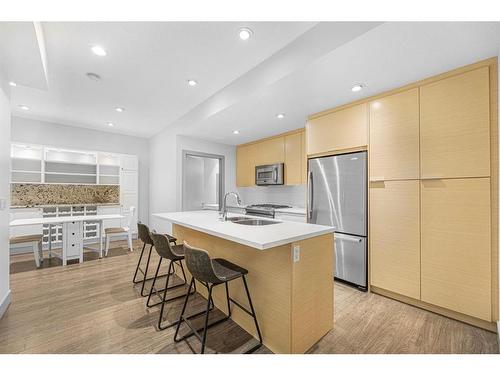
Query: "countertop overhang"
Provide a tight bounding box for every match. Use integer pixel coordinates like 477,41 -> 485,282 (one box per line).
153,210 -> 333,250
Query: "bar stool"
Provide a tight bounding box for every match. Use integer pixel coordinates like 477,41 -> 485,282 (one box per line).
148,232 -> 211,330
133,222 -> 177,297
174,242 -> 262,354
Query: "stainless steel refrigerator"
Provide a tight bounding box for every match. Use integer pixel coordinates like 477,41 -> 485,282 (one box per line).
308,151 -> 367,290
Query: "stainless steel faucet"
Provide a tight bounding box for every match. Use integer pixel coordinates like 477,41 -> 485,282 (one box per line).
220,192 -> 242,221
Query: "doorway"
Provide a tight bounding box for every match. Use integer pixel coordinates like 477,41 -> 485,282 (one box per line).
182,150 -> 225,211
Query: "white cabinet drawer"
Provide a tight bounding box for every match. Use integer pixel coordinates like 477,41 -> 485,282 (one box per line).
63,221 -> 83,258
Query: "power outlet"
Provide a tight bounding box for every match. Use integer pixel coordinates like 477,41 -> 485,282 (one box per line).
293,245 -> 300,262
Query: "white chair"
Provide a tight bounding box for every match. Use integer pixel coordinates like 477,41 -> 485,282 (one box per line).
104,206 -> 135,256
10,234 -> 44,268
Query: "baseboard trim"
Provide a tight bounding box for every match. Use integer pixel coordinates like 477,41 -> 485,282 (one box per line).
497,321 -> 500,352
371,286 -> 497,333
0,290 -> 12,319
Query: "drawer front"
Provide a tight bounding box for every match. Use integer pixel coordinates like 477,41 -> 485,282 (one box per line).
63,221 -> 83,257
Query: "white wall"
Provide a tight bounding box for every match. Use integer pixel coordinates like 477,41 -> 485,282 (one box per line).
149,131 -> 236,234
237,185 -> 306,208
0,75 -> 12,318
11,116 -> 150,224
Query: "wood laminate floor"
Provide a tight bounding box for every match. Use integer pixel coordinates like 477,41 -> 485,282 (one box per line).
0,240 -> 498,354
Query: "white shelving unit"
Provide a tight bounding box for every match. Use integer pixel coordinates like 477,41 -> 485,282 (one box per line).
10,143 -> 139,241
10,144 -> 125,186
10,145 -> 44,183
42,205 -> 100,248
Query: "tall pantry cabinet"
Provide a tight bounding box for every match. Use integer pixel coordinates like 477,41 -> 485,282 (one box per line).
419,67 -> 492,321
368,60 -> 496,326
369,88 -> 421,300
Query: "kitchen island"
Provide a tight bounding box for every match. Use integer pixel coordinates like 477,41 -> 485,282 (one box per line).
153,211 -> 334,354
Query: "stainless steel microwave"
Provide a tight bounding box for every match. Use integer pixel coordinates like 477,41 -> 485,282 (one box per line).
255,163 -> 284,185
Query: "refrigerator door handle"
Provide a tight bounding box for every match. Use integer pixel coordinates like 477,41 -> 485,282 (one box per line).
308,170 -> 314,220
335,233 -> 363,243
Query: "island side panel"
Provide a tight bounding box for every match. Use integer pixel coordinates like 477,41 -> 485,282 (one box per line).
291,233 -> 334,353
172,224 -> 293,354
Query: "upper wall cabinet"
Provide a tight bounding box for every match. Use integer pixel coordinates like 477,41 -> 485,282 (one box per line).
254,137 -> 285,166
285,131 -> 304,185
306,103 -> 368,156
420,67 -> 490,179
236,130 -> 305,187
236,143 -> 256,187
369,89 -> 420,181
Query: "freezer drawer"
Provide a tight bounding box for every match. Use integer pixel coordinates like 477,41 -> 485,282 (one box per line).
334,233 -> 367,288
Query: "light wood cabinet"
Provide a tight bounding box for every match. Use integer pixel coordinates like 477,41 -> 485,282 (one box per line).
285,131 -> 303,185
369,89 -> 419,180
255,137 -> 285,166
236,143 -> 256,187
237,130 -> 306,187
306,103 -> 368,156
420,67 -> 490,179
301,130 -> 307,184
421,178 -> 491,321
370,180 -> 420,299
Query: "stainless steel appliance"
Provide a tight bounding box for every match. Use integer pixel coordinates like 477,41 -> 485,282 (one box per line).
308,151 -> 367,290
245,204 -> 291,218
255,163 -> 284,186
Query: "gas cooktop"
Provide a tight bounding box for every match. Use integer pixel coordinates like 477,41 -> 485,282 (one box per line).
246,204 -> 291,209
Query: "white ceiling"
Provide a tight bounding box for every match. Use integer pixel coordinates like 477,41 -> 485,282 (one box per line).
3,21 -> 500,144
0,22 -> 48,90
6,22 -> 316,137
180,22 -> 500,144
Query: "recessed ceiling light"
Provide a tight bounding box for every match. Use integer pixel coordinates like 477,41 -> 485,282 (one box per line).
187,79 -> 198,87
91,45 -> 107,57
107,122 -> 115,127
115,107 -> 124,113
9,81 -> 17,87
238,28 -> 253,41
233,130 -> 240,135
351,84 -> 364,92
276,113 -> 285,119
86,72 -> 101,82
19,105 -> 30,111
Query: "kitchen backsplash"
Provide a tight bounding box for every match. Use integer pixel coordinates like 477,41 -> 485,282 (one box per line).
236,184 -> 306,207
11,183 -> 120,207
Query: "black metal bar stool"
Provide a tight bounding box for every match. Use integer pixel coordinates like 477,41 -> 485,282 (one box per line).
133,222 -> 177,297
174,242 -> 263,354
148,232 -> 213,331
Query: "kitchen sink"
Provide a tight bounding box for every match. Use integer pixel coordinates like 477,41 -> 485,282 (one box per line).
226,216 -> 249,222
232,218 -> 279,226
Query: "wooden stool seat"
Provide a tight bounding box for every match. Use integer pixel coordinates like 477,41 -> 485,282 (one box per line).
9,234 -> 44,268
9,234 -> 43,245
105,227 -> 128,234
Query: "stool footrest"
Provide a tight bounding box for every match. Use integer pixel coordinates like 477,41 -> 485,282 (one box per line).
228,297 -> 252,316
147,282 -> 193,308
158,300 -> 215,331
175,315 -> 230,343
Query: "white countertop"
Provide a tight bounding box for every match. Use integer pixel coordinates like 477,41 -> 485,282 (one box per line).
10,214 -> 124,226
153,210 -> 333,250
